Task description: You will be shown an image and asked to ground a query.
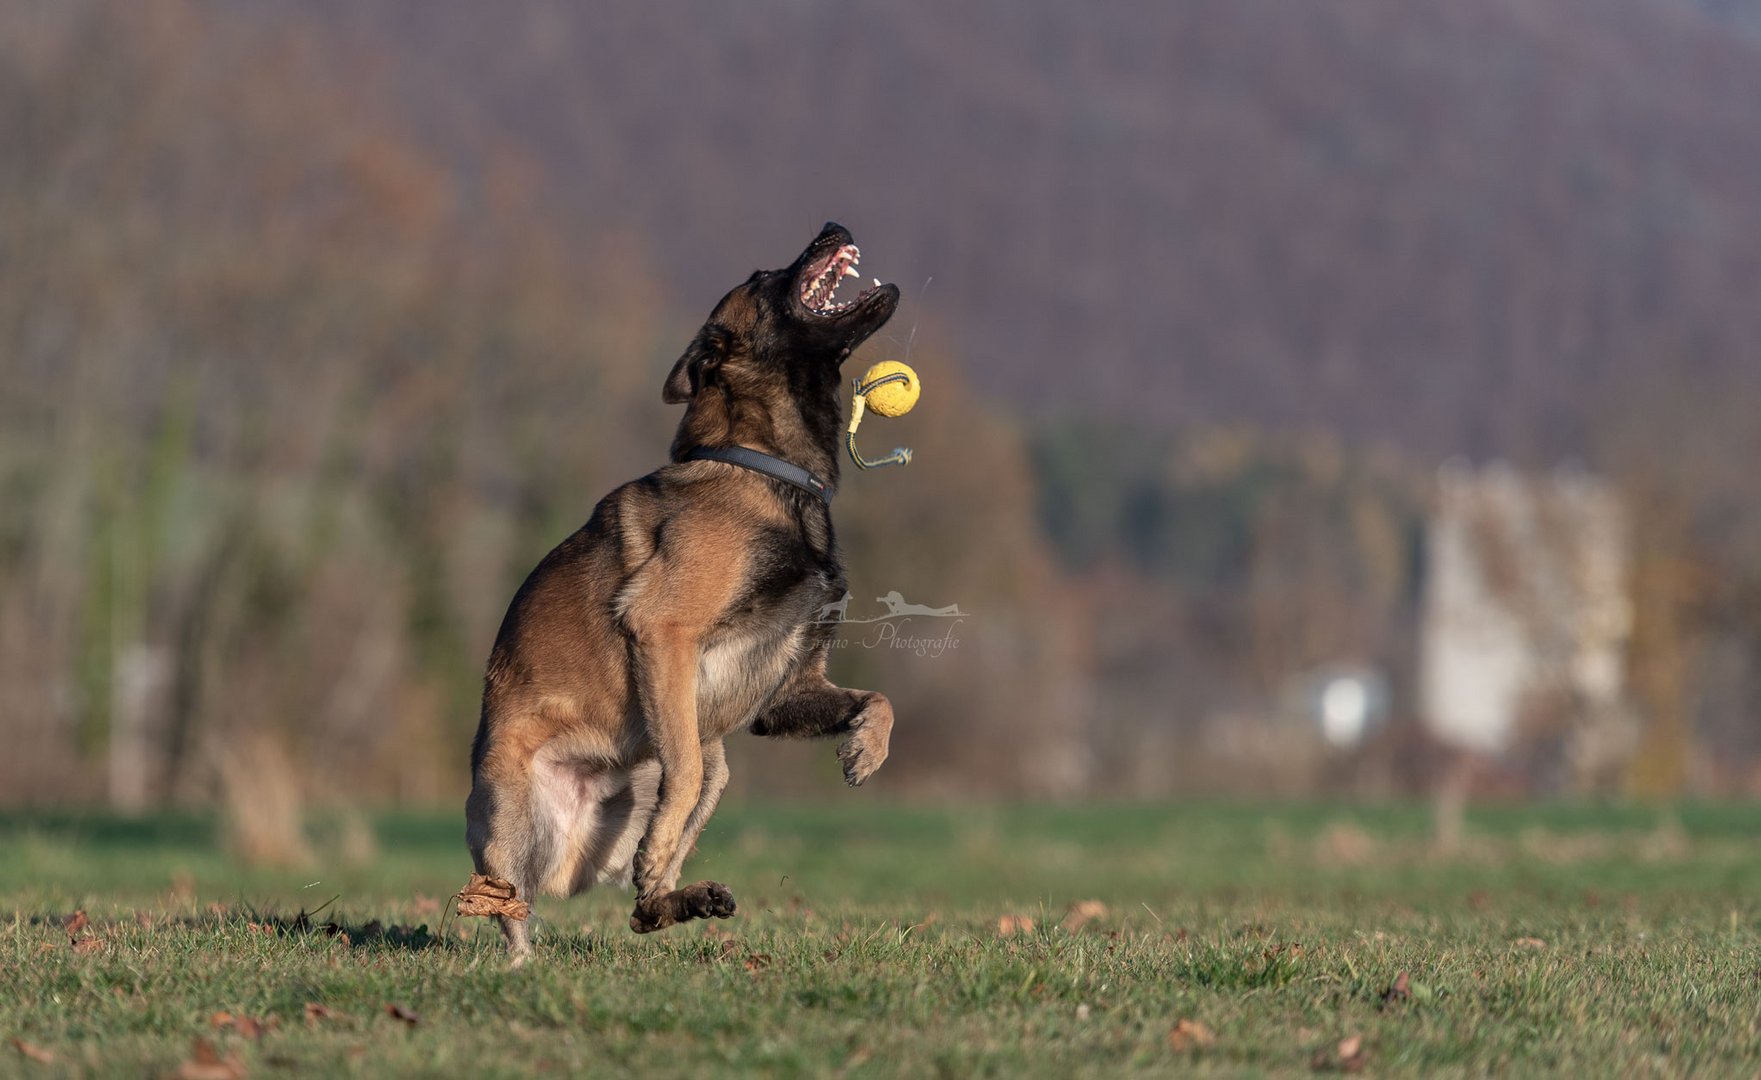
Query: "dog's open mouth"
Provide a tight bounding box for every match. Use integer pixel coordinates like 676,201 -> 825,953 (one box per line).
799,243 -> 886,318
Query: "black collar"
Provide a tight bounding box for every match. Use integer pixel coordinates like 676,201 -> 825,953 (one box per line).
682,446 -> 834,504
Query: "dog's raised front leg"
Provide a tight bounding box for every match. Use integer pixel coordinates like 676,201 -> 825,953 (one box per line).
751,650 -> 893,787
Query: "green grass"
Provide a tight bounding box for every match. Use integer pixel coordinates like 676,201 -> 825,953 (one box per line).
2,802 -> 1759,1076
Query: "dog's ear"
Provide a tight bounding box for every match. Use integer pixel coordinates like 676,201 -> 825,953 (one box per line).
663,328 -> 727,404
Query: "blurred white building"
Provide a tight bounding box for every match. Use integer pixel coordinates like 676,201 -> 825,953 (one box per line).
1418,462 -> 1635,787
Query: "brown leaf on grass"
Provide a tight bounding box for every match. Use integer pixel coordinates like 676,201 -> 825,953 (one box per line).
1512,936 -> 1547,950
996,915 -> 1036,937
454,874 -> 531,920
171,1038 -> 245,1080
743,953 -> 772,973
303,1003 -> 336,1027
61,911 -> 88,938
9,1038 -> 55,1065
70,935 -> 106,955
384,1004 -> 420,1027
1337,1034 -> 1366,1071
1312,1034 -> 1366,1073
210,1013 -> 276,1040
1379,970 -> 1411,1009
1060,900 -> 1108,933
1167,1019 -> 1216,1051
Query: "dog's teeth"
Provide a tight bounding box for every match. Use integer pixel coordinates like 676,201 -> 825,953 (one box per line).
873,277 -> 882,288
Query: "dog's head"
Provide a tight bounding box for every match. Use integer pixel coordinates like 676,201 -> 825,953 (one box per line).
664,223 -> 901,408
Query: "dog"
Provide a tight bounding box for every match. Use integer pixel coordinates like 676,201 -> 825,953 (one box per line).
465,223 -> 902,959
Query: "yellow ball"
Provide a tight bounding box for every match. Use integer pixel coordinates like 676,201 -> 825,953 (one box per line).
859,360 -> 921,417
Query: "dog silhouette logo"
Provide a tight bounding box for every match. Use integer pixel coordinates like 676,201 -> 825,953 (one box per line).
815,591 -> 853,623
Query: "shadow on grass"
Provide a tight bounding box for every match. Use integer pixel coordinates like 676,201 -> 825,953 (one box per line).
26,906 -> 457,953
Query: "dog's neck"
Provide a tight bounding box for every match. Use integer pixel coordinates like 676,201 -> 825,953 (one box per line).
670,373 -> 843,489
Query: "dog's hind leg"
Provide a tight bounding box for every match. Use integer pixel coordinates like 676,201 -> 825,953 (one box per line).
465,768 -> 541,963
751,648 -> 894,787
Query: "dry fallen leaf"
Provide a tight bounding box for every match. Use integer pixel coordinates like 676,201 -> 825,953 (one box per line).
1337,1035 -> 1366,1071
1379,970 -> 1411,1009
1167,1018 -> 1216,1051
743,953 -> 772,973
61,911 -> 88,938
211,1012 -> 275,1040
454,874 -> 531,920
304,1003 -> 336,1027
9,1038 -> 54,1065
1312,1034 -> 1367,1073
384,1003 -> 420,1027
1512,937 -> 1547,950
1060,900 -> 1108,933
171,1038 -> 245,1080
997,915 -> 1036,937
70,936 -> 106,955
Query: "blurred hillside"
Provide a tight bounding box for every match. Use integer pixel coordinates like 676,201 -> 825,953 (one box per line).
3,1 -> 1760,810
270,0 -> 1761,460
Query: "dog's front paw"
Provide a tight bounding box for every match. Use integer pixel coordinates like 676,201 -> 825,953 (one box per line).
837,696 -> 893,787
629,899 -> 672,934
680,880 -> 737,920
629,881 -> 737,933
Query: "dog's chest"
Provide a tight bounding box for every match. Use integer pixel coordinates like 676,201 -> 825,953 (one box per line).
693,621 -> 806,738
694,569 -> 841,738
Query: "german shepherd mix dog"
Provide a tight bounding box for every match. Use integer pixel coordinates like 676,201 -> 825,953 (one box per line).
467,223 -> 901,959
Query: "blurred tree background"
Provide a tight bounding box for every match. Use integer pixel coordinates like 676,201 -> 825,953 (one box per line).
4,0 -> 1761,814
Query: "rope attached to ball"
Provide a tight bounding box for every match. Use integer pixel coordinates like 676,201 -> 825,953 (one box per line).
847,360 -> 920,470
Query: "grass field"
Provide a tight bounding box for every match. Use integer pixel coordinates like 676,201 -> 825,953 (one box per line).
2,801 -> 1759,1077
